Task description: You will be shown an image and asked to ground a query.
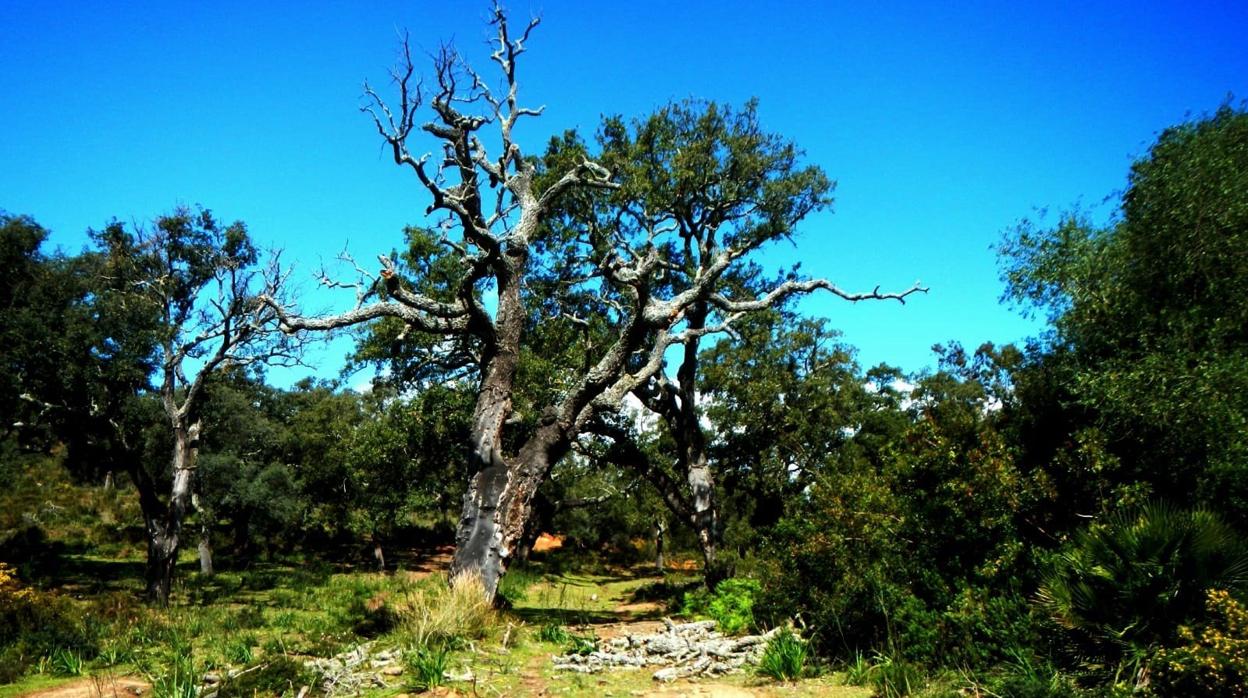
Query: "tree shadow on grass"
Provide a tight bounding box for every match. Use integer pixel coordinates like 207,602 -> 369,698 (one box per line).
505,557 -> 687,629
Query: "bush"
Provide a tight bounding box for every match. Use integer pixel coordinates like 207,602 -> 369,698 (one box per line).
537,622 -> 572,644
150,650 -> 198,698
756,628 -> 807,681
1149,589 -> 1248,697
864,653 -> 924,698
979,647 -> 1078,698
681,577 -> 759,635
0,562 -> 98,682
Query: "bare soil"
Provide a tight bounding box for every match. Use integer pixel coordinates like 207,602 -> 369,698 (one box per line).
15,677 -> 148,698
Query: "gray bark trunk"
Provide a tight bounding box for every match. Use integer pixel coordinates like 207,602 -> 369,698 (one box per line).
448,259 -> 564,600
145,522 -> 177,604
103,471 -> 114,490
449,447 -> 555,598
676,304 -> 724,588
373,540 -> 386,571
654,520 -> 666,573
145,420 -> 200,605
198,525 -> 213,576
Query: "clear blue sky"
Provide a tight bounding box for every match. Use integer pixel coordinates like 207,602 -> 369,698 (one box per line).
3,1 -> 1246,386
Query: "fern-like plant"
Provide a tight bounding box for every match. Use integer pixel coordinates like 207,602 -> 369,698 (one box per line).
1038,502 -> 1248,668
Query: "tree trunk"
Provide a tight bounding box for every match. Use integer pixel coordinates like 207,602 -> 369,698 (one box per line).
686,451 -> 725,587
198,525 -> 214,576
144,420 -> 200,605
103,470 -> 114,490
654,520 -> 666,573
233,512 -> 252,559
145,521 -> 177,604
450,428 -> 562,599
677,304 -> 725,589
448,266 -> 555,600
373,540 -> 386,571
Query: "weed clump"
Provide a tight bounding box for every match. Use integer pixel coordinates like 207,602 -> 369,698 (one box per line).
390,572 -> 497,648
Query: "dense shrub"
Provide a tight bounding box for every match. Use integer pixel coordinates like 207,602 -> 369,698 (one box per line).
1149,589 -> 1248,697
681,577 -> 759,635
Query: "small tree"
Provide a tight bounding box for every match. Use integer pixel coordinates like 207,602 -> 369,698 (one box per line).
97,207 -> 297,604
268,7 -> 922,597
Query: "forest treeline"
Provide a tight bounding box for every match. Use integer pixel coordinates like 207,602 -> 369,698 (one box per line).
2,10 -> 1247,695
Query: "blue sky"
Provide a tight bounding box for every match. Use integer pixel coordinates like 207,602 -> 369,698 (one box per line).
2,1 -> 1246,386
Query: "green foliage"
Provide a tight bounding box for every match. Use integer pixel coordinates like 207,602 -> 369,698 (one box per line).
223,634 -> 255,665
681,577 -> 759,635
977,647 -> 1078,698
537,623 -> 572,644
47,647 -> 86,676
404,643 -> 450,692
1039,502 -> 1248,668
567,630 -> 600,657
849,653 -> 923,698
756,628 -> 808,681
1000,104 -> 1248,523
497,565 -> 541,606
1149,589 -> 1248,697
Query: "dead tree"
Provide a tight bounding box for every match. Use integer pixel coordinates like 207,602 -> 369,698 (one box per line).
265,6 -> 923,598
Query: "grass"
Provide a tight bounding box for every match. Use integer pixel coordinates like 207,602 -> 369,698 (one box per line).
404,644 -> 451,692
0,548 -> 876,698
757,629 -> 809,681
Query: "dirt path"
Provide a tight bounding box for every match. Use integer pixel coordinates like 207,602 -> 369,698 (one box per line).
643,686 -> 758,698
15,677 -> 148,698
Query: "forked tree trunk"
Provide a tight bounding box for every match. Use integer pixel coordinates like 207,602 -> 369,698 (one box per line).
450,412 -> 566,599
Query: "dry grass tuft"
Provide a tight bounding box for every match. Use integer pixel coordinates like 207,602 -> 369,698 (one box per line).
391,572 -> 497,648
